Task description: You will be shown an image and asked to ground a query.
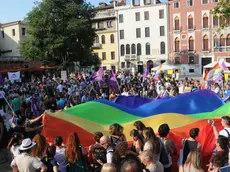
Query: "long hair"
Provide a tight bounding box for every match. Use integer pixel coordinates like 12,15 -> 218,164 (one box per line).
8,132 -> 24,149
32,133 -> 48,159
185,149 -> 202,170
109,123 -> 124,136
65,132 -> 81,163
143,127 -> 160,155
112,142 -> 129,167
133,121 -> 146,131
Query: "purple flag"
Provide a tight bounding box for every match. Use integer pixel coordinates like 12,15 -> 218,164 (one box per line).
92,68 -> 103,81
143,65 -> 149,79
107,71 -> 119,92
0,74 -> 4,84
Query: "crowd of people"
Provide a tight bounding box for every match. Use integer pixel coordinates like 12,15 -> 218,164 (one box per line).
0,70 -> 230,172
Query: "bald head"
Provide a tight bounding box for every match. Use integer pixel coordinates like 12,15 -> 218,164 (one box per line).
100,136 -> 111,149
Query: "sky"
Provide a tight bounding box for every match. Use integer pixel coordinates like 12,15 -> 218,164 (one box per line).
0,0 -> 167,23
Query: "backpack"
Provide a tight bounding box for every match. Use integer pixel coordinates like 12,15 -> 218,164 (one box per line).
159,138 -> 170,166
110,135 -> 122,146
91,146 -> 107,168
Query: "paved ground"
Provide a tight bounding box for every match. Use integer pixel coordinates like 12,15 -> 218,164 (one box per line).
0,151 -> 12,172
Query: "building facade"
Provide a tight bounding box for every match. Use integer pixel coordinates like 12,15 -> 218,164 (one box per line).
115,0 -> 169,73
92,2 -> 120,72
0,21 -> 39,70
168,0 -> 230,75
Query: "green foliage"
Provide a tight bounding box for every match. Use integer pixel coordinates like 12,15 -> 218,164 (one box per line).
211,0 -> 230,28
21,0 -> 99,68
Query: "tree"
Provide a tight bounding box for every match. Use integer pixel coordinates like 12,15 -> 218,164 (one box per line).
211,0 -> 230,28
21,0 -> 100,68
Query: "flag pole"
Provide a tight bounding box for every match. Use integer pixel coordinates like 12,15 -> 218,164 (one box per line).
2,95 -> 14,114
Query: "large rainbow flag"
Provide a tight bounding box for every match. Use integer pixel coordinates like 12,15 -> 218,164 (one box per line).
42,90 -> 230,163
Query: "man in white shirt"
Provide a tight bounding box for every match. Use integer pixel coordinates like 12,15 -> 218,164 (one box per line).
100,136 -> 114,164
211,116 -> 230,139
121,88 -> 129,96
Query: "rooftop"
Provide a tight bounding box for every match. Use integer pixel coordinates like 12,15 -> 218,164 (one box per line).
0,20 -> 27,28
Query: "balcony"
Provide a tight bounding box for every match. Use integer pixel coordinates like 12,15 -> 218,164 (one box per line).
92,43 -> 102,49
0,56 -> 25,62
214,46 -> 230,52
173,27 -> 182,33
187,26 -> 196,32
202,25 -> 210,31
124,55 -> 139,61
94,10 -> 115,20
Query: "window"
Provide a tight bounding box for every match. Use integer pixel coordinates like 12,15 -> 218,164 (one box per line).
131,44 -> 136,54
203,35 -> 209,51
144,11 -> 149,20
159,10 -> 164,19
160,26 -> 165,36
202,0 -> 208,4
127,62 -> 131,68
227,34 -> 230,46
101,35 -> 105,44
175,37 -> 180,52
189,36 -> 194,51
137,43 -> 142,55
107,21 -> 112,28
145,27 -> 150,37
160,42 -> 165,54
136,28 -> 141,38
189,69 -> 195,73
22,28 -> 26,35
175,16 -> 180,30
144,0 -> 151,5
98,21 -> 104,29
146,43 -> 150,55
119,14 -> 124,23
126,44 -> 130,54
188,15 -> 193,29
121,62 -> 125,68
203,13 -> 208,28
212,0 -> 219,2
1,31 -> 4,38
220,34 -> 225,47
189,56 -> 195,64
219,16 -> 225,26
111,52 -> 115,60
174,2 -> 179,8
120,30 -> 124,39
120,45 -> 125,56
227,17 -> 230,26
133,0 -> 140,5
214,35 -> 219,47
103,66 -> 107,70
175,57 -> 180,64
187,0 -> 193,6
110,34 -> 114,43
102,52 -> 106,60
213,16 -> 218,27
12,29 -> 15,36
136,12 -> 140,21
95,36 -> 99,43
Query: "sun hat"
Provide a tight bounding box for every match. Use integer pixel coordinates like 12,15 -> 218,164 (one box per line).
19,138 -> 36,151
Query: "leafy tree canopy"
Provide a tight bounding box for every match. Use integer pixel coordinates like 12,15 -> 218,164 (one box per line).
211,0 -> 230,28
21,0 -> 100,68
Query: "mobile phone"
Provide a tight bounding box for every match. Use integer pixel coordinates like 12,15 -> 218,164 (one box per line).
208,119 -> 214,124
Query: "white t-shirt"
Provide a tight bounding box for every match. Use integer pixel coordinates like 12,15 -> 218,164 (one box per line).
214,87 -> 220,94
219,128 -> 230,138
11,145 -> 20,158
121,92 -> 129,96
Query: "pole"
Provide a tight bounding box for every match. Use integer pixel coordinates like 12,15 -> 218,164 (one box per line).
2,94 -> 14,114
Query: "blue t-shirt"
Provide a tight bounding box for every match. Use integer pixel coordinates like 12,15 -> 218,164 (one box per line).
57,99 -> 66,109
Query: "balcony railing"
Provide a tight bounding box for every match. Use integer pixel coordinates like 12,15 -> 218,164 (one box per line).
173,27 -> 182,32
125,55 -> 139,61
94,10 -> 115,19
202,25 -> 210,30
92,43 -> 102,49
187,26 -> 196,31
214,46 -> 230,52
0,56 -> 25,61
